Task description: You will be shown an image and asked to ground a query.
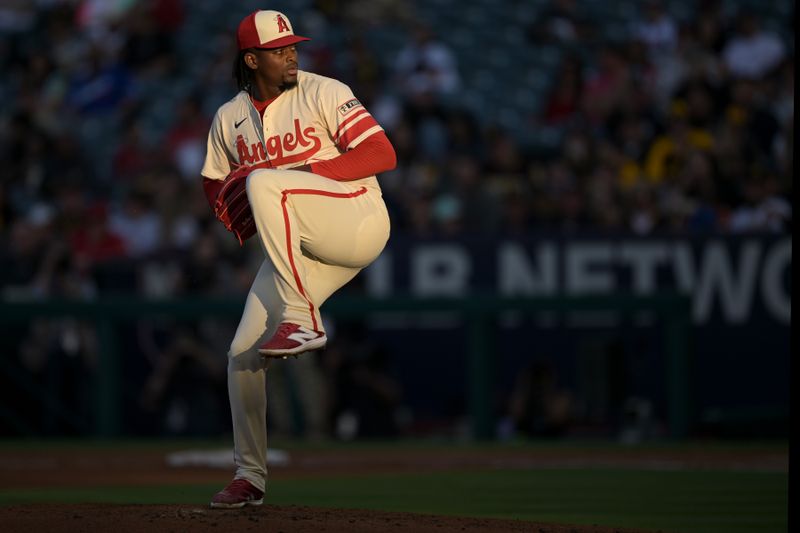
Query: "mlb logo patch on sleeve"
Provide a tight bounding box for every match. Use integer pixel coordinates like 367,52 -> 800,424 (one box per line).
338,99 -> 362,116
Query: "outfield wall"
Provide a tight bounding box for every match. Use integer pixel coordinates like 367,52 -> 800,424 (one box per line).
0,233 -> 789,439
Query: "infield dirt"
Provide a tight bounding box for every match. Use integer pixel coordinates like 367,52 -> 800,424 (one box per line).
1,503 -> 655,533
0,444 -> 786,532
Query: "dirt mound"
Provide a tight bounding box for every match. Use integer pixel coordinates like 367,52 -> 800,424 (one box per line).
0,503 -> 650,533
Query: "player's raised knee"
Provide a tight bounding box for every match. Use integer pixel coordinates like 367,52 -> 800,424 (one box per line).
245,170 -> 278,208
248,168 -> 297,195
245,168 -> 272,192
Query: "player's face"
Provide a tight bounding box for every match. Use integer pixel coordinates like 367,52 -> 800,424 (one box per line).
248,45 -> 299,89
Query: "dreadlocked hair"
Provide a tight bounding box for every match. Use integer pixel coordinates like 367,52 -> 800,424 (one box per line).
233,51 -> 254,93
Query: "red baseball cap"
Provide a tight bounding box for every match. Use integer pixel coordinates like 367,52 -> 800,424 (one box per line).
237,10 -> 310,50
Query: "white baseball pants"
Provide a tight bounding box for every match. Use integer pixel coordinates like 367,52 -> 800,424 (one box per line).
226,169 -> 390,490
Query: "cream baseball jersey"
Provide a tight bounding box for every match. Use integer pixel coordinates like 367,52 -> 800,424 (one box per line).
202,71 -> 383,185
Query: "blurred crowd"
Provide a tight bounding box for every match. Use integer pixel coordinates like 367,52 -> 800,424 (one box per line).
0,0 -> 793,437
1,0 -> 794,299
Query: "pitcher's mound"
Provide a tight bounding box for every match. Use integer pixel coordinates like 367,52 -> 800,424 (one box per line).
0,503 -> 656,532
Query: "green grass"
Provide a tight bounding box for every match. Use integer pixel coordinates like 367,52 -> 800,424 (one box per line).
0,436 -> 788,453
0,468 -> 787,533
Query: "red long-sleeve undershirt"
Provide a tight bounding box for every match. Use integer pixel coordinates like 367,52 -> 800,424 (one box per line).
203,177 -> 223,209
310,131 -> 396,181
202,131 -> 396,208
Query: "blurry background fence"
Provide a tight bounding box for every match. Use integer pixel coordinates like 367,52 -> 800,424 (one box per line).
0,292 -> 691,440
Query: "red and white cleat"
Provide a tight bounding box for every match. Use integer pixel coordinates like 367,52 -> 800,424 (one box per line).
258,322 -> 327,357
210,479 -> 264,509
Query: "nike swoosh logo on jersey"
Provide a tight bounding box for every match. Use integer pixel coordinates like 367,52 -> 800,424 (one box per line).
235,117 -> 247,128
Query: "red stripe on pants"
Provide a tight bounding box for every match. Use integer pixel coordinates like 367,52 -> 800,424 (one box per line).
280,186 -> 369,330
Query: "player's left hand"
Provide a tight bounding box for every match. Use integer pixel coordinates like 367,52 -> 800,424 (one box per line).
214,162 -> 271,245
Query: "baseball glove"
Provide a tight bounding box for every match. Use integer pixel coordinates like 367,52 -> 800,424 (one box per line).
214,162 -> 271,246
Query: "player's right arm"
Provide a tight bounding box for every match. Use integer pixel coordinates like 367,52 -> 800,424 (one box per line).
304,132 -> 395,181
296,78 -> 396,181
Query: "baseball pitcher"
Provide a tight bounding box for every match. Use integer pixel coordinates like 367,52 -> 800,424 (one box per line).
202,9 -> 395,508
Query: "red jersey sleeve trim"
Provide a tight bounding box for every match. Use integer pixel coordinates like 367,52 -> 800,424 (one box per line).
337,117 -> 380,151
334,108 -> 369,140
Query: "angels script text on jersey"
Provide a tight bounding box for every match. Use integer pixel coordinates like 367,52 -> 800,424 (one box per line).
236,119 -> 322,167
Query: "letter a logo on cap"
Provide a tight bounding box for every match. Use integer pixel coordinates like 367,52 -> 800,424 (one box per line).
276,14 -> 290,33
